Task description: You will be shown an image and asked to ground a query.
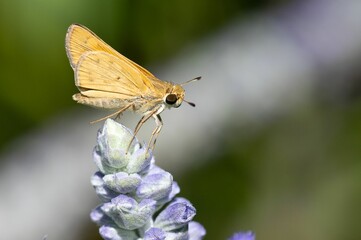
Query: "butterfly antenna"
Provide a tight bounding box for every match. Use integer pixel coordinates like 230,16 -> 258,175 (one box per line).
180,76 -> 201,86
184,99 -> 196,107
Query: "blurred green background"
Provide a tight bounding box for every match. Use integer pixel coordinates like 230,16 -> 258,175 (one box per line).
1,0 -> 361,240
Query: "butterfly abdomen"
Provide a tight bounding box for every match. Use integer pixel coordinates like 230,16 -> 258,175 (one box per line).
72,93 -> 126,109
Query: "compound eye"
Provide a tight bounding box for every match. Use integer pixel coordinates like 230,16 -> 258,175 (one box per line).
165,94 -> 178,105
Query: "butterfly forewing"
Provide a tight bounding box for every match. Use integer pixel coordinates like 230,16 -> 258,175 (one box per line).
66,24 -> 156,80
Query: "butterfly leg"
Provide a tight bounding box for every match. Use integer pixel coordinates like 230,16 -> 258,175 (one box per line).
147,114 -> 163,153
126,112 -> 154,154
90,104 -> 133,124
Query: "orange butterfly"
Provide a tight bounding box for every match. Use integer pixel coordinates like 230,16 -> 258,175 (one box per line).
65,24 -> 199,152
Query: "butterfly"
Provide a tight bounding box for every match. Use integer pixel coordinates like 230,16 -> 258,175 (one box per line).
65,24 -> 200,152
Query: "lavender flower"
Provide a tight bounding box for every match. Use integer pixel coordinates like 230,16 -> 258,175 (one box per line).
90,119 -> 206,240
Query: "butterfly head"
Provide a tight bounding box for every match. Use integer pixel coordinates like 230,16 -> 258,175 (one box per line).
164,84 -> 196,108
164,85 -> 185,108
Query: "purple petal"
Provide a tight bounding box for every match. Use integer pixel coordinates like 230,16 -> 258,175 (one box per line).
228,231 -> 255,240
125,147 -> 152,174
91,172 -> 118,202
155,198 -> 196,231
156,181 -> 181,207
103,172 -> 141,193
90,205 -> 113,226
99,225 -> 138,240
101,195 -> 156,230
188,221 -> 206,240
144,228 -> 166,240
137,171 -> 173,200
99,226 -> 122,240
164,231 -> 188,240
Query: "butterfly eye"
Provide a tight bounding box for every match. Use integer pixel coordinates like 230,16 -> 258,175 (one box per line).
165,94 -> 178,105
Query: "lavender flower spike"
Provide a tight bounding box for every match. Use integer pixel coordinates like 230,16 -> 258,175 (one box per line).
90,119 -> 206,240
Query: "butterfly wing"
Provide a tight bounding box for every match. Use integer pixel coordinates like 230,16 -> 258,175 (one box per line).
75,51 -> 150,98
66,24 -> 155,81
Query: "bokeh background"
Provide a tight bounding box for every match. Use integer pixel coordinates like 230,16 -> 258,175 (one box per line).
1,0 -> 361,239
